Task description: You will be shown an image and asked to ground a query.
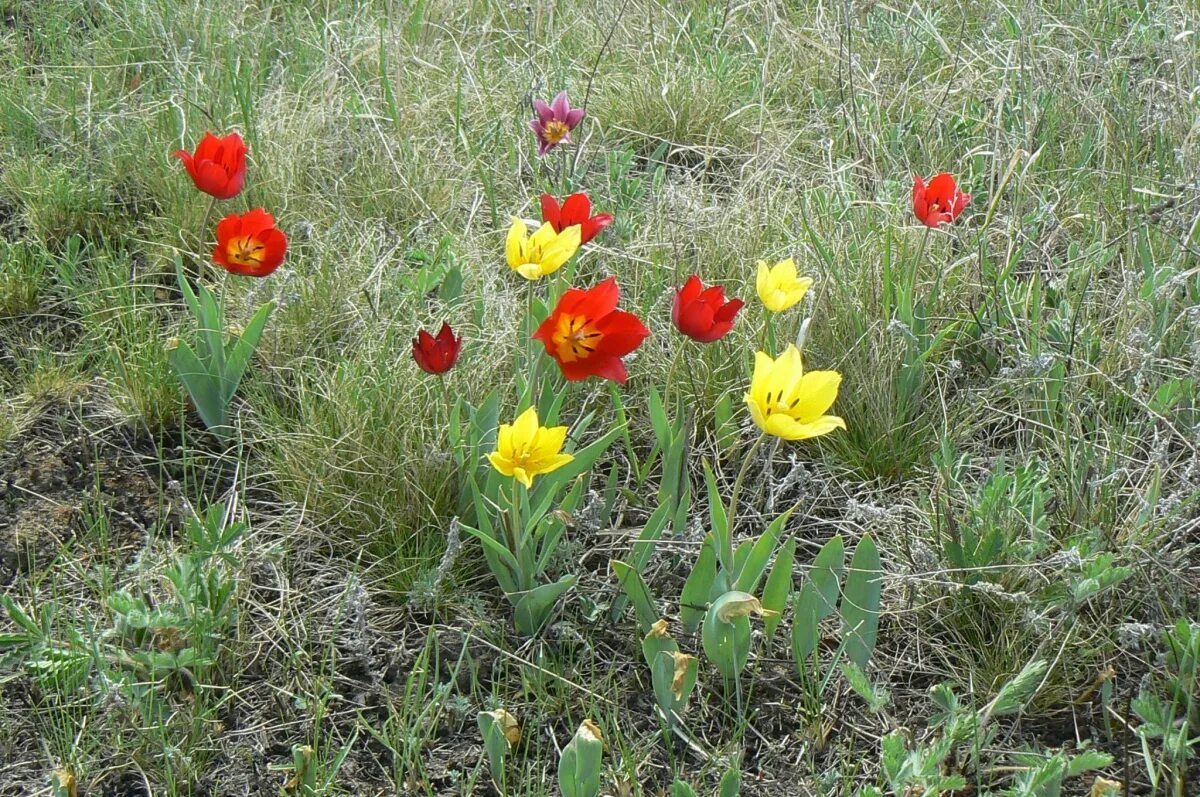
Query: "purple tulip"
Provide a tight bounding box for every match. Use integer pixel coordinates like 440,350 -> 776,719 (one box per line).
529,91 -> 585,157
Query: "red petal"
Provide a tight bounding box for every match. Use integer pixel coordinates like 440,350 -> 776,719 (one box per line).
540,194 -> 561,230
580,213 -> 614,244
560,193 -> 592,227
713,297 -> 744,324
925,172 -> 959,207
576,277 -> 620,318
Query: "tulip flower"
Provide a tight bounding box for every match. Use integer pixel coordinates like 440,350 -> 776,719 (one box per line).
529,91 -> 585,157
174,131 -> 248,200
533,276 -> 650,384
487,406 -> 574,488
744,344 -> 845,440
541,192 -> 613,245
506,217 -> 582,280
412,322 -> 462,375
672,275 -> 744,343
756,258 -> 813,313
912,173 -> 971,228
213,208 -> 288,278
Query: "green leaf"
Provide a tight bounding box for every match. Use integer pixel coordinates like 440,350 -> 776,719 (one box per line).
680,536 -> 717,634
670,781 -> 699,797
460,523 -> 521,595
792,535 -> 845,664
761,537 -> 795,643
702,591 -> 755,679
735,508 -> 793,594
513,575 -> 576,636
611,560 -> 658,633
718,764 -> 741,797
609,502 -> 670,622
841,534 -> 882,670
703,461 -> 732,572
220,300 -> 274,402
170,341 -> 227,434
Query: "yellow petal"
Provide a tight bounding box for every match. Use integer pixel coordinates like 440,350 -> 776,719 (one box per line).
748,350 -> 776,406
511,406 -> 540,449
531,452 -> 574,477
745,393 -> 770,433
487,451 -> 514,476
789,370 -> 841,422
516,262 -> 545,280
528,221 -> 558,254
506,217 -> 526,270
539,225 -> 582,273
496,422 -> 514,458
530,424 -> 568,460
755,261 -> 772,305
520,261 -> 549,279
511,466 -> 533,488
776,257 -> 798,282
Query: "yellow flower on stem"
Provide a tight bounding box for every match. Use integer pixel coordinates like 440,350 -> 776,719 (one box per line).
745,344 -> 846,440
756,257 -> 813,313
487,406 -> 574,487
506,217 -> 582,280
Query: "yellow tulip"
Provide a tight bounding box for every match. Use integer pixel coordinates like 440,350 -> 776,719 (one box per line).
756,258 -> 813,313
745,344 -> 846,440
506,217 -> 582,280
487,406 -> 574,487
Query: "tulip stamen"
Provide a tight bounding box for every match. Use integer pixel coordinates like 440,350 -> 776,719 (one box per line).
543,120 -> 570,145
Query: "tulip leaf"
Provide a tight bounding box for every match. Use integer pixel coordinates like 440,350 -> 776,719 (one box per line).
221,300 -> 274,402
702,591 -> 753,679
792,535 -> 845,666
841,534 -> 882,670
611,560 -> 658,633
680,536 -> 717,634
169,341 -> 226,435
461,523 -> 521,597
513,575 -> 576,636
761,537 -> 795,644
649,385 -> 671,446
609,502 -> 671,622
734,507 -> 793,594
703,461 -> 732,572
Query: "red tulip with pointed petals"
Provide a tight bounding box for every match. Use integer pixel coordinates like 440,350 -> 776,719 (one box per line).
532,277 -> 649,384
540,192 -> 614,245
213,209 -> 288,278
174,132 -> 248,200
672,275 -> 744,343
913,173 -> 971,228
412,323 -> 463,375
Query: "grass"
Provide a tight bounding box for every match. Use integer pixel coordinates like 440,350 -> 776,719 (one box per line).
1,0 -> 1199,794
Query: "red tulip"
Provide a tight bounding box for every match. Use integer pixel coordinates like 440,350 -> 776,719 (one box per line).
533,277 -> 650,384
175,132 -> 247,200
913,173 -> 971,228
213,209 -> 288,278
540,192 -> 614,245
672,275 -> 744,343
412,323 -> 463,375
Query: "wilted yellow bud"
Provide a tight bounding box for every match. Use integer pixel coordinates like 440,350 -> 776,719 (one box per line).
52,768 -> 77,797
648,619 -> 670,638
486,709 -> 521,748
164,337 -> 181,351
1089,777 -> 1121,797
670,652 -> 695,700
715,592 -> 764,623
579,719 -> 604,744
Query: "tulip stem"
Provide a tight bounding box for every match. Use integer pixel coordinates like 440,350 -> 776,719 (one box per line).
196,195 -> 216,284
525,281 -> 539,407
765,313 -> 778,357
725,433 -> 766,564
